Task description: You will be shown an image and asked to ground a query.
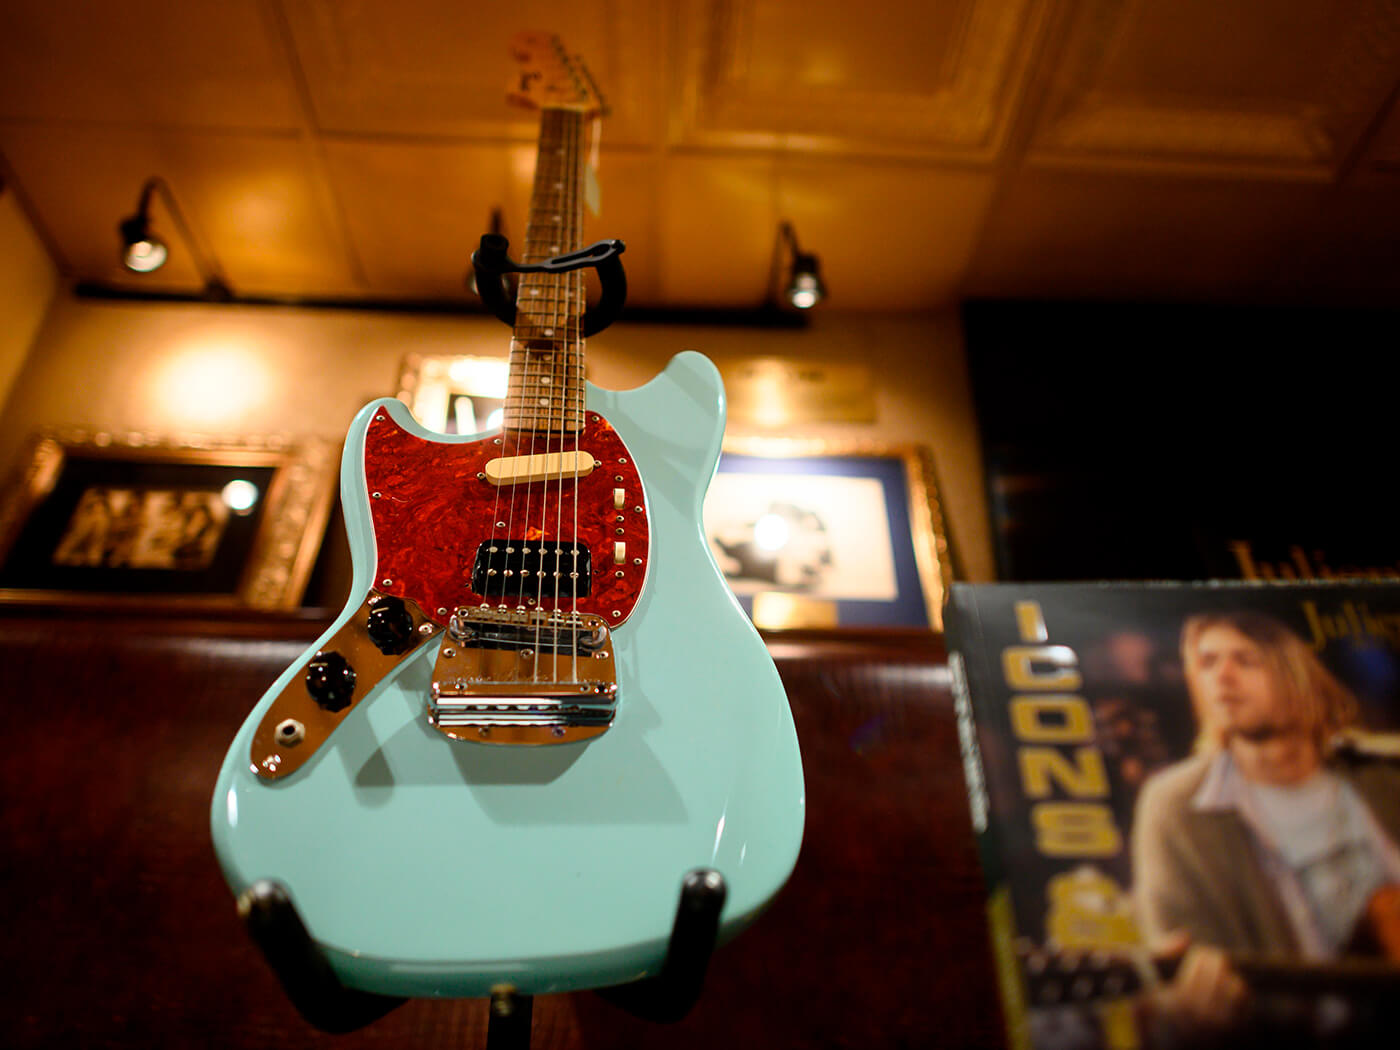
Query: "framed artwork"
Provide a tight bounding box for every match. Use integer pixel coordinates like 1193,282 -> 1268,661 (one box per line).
396,353 -> 508,434
0,430 -> 337,610
703,439 -> 955,630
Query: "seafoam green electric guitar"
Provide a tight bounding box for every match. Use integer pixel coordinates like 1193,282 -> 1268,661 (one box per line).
209,32 -> 804,1000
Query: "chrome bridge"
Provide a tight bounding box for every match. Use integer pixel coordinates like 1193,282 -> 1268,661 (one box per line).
427,606 -> 618,745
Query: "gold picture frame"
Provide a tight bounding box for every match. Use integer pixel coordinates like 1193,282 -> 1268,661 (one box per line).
704,437 -> 956,631
0,429 -> 337,611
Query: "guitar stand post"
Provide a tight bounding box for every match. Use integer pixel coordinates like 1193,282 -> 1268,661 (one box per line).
237,880 -> 406,1034
236,868 -> 727,1046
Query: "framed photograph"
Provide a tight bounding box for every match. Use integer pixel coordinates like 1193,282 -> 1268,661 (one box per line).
703,439 -> 955,630
396,353 -> 508,434
0,430 -> 337,611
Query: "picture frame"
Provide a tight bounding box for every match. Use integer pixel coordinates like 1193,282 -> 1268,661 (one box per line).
395,353 -> 508,434
703,438 -> 955,630
0,429 -> 338,611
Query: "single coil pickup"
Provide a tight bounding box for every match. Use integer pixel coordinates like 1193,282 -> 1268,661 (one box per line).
471,540 -> 592,600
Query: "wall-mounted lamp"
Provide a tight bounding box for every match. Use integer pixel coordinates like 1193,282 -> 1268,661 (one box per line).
118,176 -> 232,300
775,221 -> 826,310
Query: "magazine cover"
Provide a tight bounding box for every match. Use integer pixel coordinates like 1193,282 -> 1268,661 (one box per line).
947,582 -> 1400,1050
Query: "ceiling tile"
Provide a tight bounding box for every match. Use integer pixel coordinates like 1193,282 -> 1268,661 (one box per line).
657,153 -> 995,308
658,154 -> 774,306
776,161 -> 997,308
1026,0 -> 1400,175
670,0 -> 1046,158
0,0 -> 299,129
321,140 -> 662,303
279,0 -> 662,144
963,168 -> 1400,301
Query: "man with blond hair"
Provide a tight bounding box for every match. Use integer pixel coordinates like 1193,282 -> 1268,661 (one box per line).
1131,608 -> 1400,1037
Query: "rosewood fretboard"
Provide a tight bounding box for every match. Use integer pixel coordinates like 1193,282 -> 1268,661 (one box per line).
507,107 -> 589,433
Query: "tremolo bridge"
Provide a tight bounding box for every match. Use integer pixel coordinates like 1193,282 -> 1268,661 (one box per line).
428,607 -> 618,745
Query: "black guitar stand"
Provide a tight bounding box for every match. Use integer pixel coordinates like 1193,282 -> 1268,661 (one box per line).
237,868 -> 727,1047
470,233 -> 628,337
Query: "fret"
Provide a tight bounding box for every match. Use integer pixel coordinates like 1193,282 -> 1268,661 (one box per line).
505,106 -> 588,434
505,389 -> 587,401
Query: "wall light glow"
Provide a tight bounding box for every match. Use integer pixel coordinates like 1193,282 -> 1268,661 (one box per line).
448,356 -> 509,396
150,340 -> 273,428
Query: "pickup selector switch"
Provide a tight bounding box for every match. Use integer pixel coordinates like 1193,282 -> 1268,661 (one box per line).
366,595 -> 415,654
305,651 -> 356,712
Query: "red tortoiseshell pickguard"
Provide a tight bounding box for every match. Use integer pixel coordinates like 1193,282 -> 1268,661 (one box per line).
363,411 -> 649,626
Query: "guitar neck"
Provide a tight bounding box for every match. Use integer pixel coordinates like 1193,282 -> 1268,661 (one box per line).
506,107 -> 588,434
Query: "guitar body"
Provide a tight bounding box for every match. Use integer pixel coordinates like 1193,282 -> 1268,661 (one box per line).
210,351 -> 805,998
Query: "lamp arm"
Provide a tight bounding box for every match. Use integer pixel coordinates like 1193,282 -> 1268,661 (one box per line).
142,175 -> 232,298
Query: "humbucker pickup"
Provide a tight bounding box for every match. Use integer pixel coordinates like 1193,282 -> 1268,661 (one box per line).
471,540 -> 592,600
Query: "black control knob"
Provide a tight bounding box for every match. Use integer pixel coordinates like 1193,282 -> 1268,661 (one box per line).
305,651 -> 356,712
366,596 -> 415,655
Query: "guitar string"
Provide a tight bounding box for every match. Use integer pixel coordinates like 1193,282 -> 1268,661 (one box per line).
532,106 -> 568,679
540,107 -> 572,682
565,116 -> 582,691
502,108 -> 552,618
547,107 -> 585,685
520,108 -> 555,639
565,110 -> 585,686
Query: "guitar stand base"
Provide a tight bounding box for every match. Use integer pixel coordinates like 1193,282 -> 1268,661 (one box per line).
236,868 -> 727,1047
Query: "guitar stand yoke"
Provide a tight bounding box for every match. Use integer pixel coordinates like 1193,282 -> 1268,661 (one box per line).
470,233 -> 628,338
236,868 -> 728,1047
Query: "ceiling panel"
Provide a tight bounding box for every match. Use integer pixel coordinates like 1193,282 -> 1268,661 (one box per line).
774,161 -> 997,308
671,0 -> 1047,158
0,0 -> 299,130
1026,0 -> 1400,176
322,140 -> 663,303
279,0 -> 663,145
962,169 -> 1400,302
657,154 -> 774,306
1352,95 -> 1400,179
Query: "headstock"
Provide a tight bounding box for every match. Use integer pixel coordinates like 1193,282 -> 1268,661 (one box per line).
507,31 -> 607,115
